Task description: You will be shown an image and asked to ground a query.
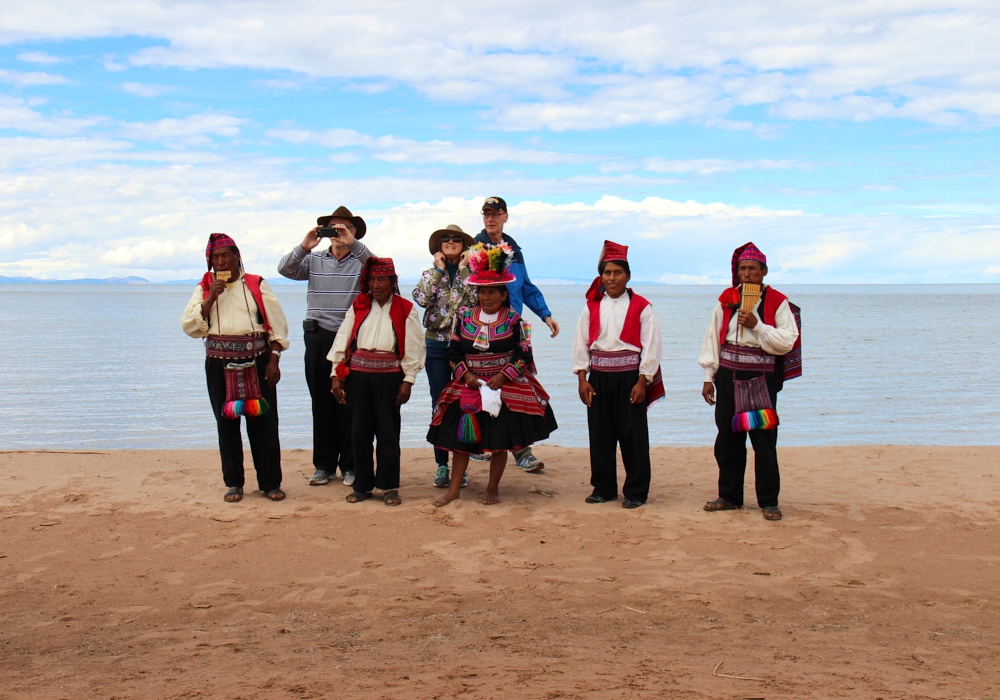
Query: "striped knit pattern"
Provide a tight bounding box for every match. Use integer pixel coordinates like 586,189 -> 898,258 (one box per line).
277,243 -> 372,332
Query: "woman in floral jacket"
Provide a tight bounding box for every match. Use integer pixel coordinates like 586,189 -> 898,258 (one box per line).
412,224 -> 477,487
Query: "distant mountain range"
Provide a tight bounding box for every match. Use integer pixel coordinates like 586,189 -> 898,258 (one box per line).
0,275 -> 154,285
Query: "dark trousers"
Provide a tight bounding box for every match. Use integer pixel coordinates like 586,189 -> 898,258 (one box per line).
304,328 -> 353,475
713,366 -> 780,508
347,370 -> 404,493
587,369 -> 651,503
205,355 -> 282,492
424,339 -> 451,467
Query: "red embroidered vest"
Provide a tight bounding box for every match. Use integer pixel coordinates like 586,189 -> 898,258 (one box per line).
718,285 -> 786,348
347,294 -> 413,359
200,272 -> 271,333
587,289 -> 650,348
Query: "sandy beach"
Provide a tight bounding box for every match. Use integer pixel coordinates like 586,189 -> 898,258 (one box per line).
1,445 -> 998,699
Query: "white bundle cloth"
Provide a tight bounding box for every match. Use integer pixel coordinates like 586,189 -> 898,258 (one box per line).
479,383 -> 503,417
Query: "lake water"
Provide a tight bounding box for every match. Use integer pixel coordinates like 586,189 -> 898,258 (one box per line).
1,283 -> 997,450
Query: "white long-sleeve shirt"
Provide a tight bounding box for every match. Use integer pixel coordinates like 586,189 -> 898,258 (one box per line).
698,291 -> 798,382
327,297 -> 426,384
180,277 -> 290,350
571,293 -> 663,383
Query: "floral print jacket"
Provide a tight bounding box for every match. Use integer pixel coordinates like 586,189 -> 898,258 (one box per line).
411,265 -> 478,342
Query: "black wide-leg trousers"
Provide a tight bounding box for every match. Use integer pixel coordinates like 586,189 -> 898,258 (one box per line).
713,366 -> 780,508
205,355 -> 282,493
587,369 -> 651,503
304,327 -> 354,476
346,370 -> 404,494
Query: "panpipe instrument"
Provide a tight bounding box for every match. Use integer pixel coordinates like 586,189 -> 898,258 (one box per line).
738,283 -> 762,339
214,270 -> 232,282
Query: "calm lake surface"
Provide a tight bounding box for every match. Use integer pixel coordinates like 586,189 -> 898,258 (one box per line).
1,283 -> 996,450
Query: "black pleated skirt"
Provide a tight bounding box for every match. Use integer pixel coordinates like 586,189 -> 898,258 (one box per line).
427,403 -> 557,455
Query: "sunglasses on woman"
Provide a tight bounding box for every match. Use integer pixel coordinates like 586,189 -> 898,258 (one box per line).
440,236 -> 465,243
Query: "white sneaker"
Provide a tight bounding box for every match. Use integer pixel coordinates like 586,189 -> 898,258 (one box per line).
342,471 -> 356,487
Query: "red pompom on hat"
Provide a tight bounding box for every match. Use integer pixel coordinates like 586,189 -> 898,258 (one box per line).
205,233 -> 238,270
730,241 -> 766,287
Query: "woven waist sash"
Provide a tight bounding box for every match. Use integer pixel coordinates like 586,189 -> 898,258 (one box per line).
720,343 -> 775,374
591,350 -> 640,372
205,333 -> 268,360
465,352 -> 512,377
348,349 -> 401,373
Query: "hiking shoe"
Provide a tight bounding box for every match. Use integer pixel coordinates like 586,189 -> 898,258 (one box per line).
309,469 -> 330,486
342,471 -> 356,487
516,454 -> 545,472
433,465 -> 450,488
470,453 -> 490,462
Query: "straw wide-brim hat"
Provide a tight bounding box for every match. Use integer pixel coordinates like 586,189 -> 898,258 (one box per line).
317,205 -> 367,239
428,224 -> 474,255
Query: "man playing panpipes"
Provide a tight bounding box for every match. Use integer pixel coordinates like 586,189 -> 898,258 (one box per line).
699,242 -> 801,521
181,233 -> 291,503
328,257 -> 425,506
572,241 -> 664,509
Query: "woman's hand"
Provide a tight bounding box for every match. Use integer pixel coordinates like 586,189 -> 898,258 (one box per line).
487,372 -> 507,390
331,377 -> 347,404
433,252 -> 447,271
458,250 -> 470,269
463,371 -> 480,389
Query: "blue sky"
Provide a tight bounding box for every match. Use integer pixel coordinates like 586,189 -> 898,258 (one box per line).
1,1 -> 999,283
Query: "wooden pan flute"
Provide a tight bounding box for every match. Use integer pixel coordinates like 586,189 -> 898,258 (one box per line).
739,283 -> 761,339
214,270 -> 232,282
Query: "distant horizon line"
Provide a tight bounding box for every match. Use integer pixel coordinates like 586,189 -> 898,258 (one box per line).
1,274 -> 997,287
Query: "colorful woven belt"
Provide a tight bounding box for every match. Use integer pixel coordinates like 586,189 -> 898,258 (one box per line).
348,349 -> 401,373
465,351 -> 513,377
590,350 -> 640,372
205,333 -> 268,360
719,343 -> 775,373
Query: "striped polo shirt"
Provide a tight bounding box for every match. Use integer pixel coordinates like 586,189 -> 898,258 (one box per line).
277,241 -> 373,332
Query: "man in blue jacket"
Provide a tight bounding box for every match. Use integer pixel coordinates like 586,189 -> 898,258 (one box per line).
473,196 -> 560,472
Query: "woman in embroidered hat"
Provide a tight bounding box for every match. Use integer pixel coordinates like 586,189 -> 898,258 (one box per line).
572,241 -> 664,509
698,242 -> 801,521
328,257 -> 425,506
412,224 -> 477,489
181,233 -> 291,503
426,243 -> 557,507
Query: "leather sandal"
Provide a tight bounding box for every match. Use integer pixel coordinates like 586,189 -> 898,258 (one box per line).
763,506 -> 783,521
704,497 -> 740,511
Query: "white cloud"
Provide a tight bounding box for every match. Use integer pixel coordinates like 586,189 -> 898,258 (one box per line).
0,68 -> 68,86
16,51 -> 64,64
0,93 -> 103,135
267,127 -> 593,165
2,2 -> 999,129
121,82 -> 176,98
118,112 -> 246,145
643,158 -> 799,175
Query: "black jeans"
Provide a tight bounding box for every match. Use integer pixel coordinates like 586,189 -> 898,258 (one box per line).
346,371 -> 404,493
713,367 -> 780,508
304,327 -> 354,475
205,354 -> 282,492
587,369 -> 651,503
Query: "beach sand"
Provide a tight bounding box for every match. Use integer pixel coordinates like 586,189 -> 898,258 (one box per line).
1,445 -> 998,699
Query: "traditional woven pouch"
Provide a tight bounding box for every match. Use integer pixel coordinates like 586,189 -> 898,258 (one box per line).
222,361 -> 269,419
457,386 -> 483,444
732,374 -> 778,432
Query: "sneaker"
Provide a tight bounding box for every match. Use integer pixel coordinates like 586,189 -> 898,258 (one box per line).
433,465 -> 450,488
516,454 -> 545,472
309,469 -> 330,486
470,453 -> 490,462
342,471 -> 356,487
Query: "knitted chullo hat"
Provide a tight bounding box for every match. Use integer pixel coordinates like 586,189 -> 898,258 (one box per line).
586,239 -> 629,301
467,242 -> 517,286
731,241 -> 766,287
205,233 -> 239,270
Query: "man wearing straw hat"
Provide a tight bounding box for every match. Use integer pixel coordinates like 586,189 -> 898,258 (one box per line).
473,196 -> 558,473
412,224 -> 478,488
278,206 -> 375,489
698,242 -> 801,521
